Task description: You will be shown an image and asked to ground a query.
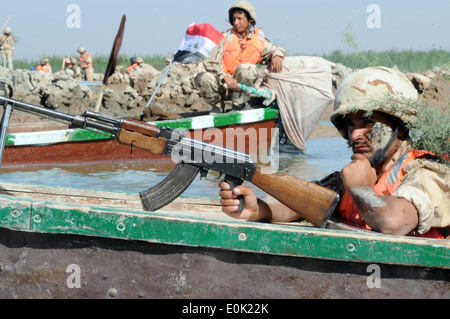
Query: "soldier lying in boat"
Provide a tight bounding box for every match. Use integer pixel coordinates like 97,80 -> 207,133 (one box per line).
219,67 -> 450,239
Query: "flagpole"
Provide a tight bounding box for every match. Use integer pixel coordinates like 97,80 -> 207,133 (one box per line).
0,15 -> 12,35
144,60 -> 173,109
141,23 -> 224,119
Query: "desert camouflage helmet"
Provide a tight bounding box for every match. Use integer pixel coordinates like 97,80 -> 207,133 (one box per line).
77,47 -> 86,53
331,66 -> 419,140
229,1 -> 257,26
4,27 -> 12,34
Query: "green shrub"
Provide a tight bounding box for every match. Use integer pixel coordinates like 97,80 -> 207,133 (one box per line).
13,54 -> 168,74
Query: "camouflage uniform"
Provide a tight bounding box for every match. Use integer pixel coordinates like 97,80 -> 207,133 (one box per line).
327,67 -> 450,238
64,58 -> 82,78
0,27 -> 14,69
78,47 -> 94,81
194,1 -> 286,109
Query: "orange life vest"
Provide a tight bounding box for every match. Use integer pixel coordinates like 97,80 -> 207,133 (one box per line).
339,150 -> 444,239
222,28 -> 265,75
80,52 -> 93,69
127,63 -> 138,75
36,63 -> 51,73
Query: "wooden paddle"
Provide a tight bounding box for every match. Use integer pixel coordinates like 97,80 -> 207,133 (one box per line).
94,14 -> 126,112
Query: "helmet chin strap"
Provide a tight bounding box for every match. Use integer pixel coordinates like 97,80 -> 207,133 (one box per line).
369,123 -> 404,167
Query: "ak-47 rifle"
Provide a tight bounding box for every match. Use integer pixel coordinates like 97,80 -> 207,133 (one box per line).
0,94 -> 339,228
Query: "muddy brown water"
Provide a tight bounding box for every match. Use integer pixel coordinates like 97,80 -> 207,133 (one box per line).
0,137 -> 352,198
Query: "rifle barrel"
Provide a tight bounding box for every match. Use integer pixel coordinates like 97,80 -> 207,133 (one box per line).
0,96 -> 122,137
0,96 -> 75,124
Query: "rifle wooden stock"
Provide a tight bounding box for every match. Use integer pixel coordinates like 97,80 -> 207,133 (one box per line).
117,118 -> 167,155
251,169 -> 339,228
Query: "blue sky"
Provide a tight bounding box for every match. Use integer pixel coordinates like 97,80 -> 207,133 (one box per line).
3,0 -> 449,60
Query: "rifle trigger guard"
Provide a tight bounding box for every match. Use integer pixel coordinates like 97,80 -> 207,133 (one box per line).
201,169 -> 225,183
200,169 -> 208,180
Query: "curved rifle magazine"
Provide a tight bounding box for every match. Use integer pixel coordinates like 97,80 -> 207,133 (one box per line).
139,162 -> 201,211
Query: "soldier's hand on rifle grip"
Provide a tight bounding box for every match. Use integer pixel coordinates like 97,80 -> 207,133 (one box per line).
223,176 -> 245,212
219,182 -> 261,221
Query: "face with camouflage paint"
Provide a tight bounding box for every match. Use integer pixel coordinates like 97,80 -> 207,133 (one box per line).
345,111 -> 396,160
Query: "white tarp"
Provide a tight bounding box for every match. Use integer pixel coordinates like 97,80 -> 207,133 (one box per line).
263,56 -> 335,150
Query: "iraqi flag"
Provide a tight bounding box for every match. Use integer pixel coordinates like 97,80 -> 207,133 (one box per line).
173,23 -> 224,64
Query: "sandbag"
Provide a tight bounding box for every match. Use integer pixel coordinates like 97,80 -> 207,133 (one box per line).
264,56 -> 335,150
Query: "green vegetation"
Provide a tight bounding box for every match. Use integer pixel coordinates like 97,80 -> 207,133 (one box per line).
363,94 -> 450,165
11,22 -> 450,75
409,100 -> 450,164
13,54 -> 169,74
321,48 -> 450,74
13,49 -> 450,76
293,22 -> 450,74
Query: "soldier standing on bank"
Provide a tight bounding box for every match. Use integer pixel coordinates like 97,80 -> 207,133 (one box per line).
77,46 -> 94,81
0,27 -> 14,69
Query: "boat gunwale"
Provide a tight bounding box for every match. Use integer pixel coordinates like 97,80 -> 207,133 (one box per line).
0,183 -> 448,270
6,107 -> 279,147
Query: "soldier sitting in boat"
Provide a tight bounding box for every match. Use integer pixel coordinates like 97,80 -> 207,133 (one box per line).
219,67 -> 450,239
194,1 -> 286,112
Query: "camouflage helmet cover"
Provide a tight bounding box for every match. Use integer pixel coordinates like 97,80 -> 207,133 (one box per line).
229,1 -> 257,26
4,27 -> 12,34
331,66 -> 419,140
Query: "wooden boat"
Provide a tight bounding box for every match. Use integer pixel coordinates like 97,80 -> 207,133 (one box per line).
3,107 -> 279,167
0,182 -> 448,299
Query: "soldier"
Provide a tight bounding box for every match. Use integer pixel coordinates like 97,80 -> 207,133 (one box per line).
0,27 -> 14,69
62,58 -> 71,71
136,57 -> 145,67
219,67 -> 450,239
77,47 -> 94,81
63,58 -> 81,79
130,57 -> 154,74
194,1 -> 286,111
36,58 -> 52,73
127,57 -> 138,75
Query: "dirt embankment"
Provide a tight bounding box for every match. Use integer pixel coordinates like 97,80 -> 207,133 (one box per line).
0,62 -> 210,124
0,62 -> 448,140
